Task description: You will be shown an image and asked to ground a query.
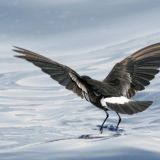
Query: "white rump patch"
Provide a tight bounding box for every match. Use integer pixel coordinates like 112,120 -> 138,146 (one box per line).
100,96 -> 130,106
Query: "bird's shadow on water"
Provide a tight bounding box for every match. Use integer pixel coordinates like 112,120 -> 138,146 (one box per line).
45,124 -> 125,144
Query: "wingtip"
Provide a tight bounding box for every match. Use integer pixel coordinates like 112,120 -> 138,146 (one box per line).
148,101 -> 153,106
13,46 -> 18,49
12,46 -> 28,57
14,55 -> 26,59
12,46 -> 24,52
12,46 -> 26,59
12,46 -> 19,52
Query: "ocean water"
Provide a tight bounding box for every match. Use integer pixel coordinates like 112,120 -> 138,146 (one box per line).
0,0 -> 160,159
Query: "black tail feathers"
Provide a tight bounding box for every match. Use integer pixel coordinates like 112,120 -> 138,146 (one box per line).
106,101 -> 153,115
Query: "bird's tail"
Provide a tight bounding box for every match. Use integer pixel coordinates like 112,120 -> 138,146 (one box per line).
106,100 -> 153,115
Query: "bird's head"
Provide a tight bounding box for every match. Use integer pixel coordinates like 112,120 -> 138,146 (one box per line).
81,75 -> 91,80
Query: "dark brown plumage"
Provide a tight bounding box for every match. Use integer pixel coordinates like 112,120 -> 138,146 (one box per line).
13,43 -> 160,133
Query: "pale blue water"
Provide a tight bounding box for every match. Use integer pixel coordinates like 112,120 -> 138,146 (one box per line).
0,0 -> 160,159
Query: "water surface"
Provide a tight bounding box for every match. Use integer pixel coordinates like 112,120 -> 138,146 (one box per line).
0,0 -> 160,159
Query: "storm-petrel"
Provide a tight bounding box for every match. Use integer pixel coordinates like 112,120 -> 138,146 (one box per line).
13,43 -> 160,133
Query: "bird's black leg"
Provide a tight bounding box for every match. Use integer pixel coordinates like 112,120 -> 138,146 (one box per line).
100,110 -> 109,134
116,112 -> 121,129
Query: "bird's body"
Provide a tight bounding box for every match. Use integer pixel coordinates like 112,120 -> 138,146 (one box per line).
13,43 -> 160,133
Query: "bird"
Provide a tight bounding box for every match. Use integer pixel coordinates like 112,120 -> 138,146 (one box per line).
13,43 -> 160,133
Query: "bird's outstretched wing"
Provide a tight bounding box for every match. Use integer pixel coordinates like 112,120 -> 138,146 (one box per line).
103,43 -> 160,98
13,47 -> 89,100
